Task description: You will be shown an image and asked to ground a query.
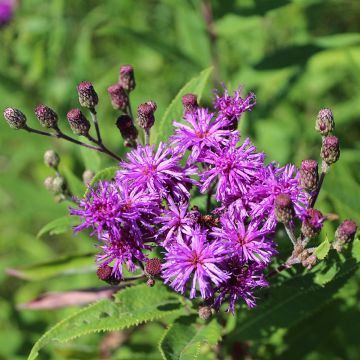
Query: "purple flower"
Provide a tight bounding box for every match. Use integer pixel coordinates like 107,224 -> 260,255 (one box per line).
0,0 -> 14,26
171,108 -> 236,163
162,231 -> 229,299
213,258 -> 268,313
213,86 -> 256,129
200,136 -> 265,203
212,210 -> 276,265
117,143 -> 195,201
96,230 -> 146,279
70,180 -> 159,239
248,163 -> 309,231
155,198 -> 193,247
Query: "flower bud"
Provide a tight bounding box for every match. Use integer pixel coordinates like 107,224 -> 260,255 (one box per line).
107,84 -> 129,110
66,109 -> 90,136
315,108 -> 334,136
301,208 -> 324,238
96,265 -> 119,285
198,306 -> 212,320
187,206 -> 202,226
44,150 -> 60,169
43,175 -> 65,194
182,93 -> 198,114
119,64 -> 136,91
145,258 -> 162,277
35,104 -> 58,128
3,107 -> 27,129
137,102 -> 156,130
275,193 -> 294,224
300,160 -> 318,192
321,135 -> 340,165
333,220 -> 358,252
116,115 -> 138,145
147,278 -> 155,287
77,81 -> 98,110
82,169 -> 95,186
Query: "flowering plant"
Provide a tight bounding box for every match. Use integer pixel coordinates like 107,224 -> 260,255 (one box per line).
3,65 -> 359,359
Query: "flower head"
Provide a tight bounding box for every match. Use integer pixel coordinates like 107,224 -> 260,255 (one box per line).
200,136 -> 265,203
162,231 -> 229,299
213,86 -> 256,129
249,163 -> 309,231
117,142 -> 195,201
171,108 -> 236,163
96,230 -> 146,279
212,210 -> 276,265
213,258 -> 268,313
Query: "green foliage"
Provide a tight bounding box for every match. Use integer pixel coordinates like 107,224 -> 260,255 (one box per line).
152,67 -> 213,145
159,316 -> 222,360
28,283 -> 185,360
37,215 -> 80,238
0,0 -> 360,359
314,237 -> 331,260
6,252 -> 95,281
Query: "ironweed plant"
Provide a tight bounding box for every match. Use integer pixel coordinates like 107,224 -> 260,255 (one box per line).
3,64 -> 359,360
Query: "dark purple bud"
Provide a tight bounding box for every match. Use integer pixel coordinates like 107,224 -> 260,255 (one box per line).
333,220 -> 358,252
315,108 -> 334,136
116,115 -> 138,145
187,206 -> 202,226
147,278 -> 155,287
3,107 -> 27,129
198,306 -> 212,320
301,208 -> 324,238
35,104 -> 58,128
77,81 -> 98,110
137,102 -> 156,130
321,135 -> 340,165
44,150 -> 60,169
66,109 -> 90,136
82,169 -> 95,186
182,93 -> 198,114
275,193 -> 294,224
146,100 -> 157,112
145,258 -> 162,277
107,84 -> 129,110
96,265 -> 119,285
119,64 -> 136,91
300,160 -> 318,192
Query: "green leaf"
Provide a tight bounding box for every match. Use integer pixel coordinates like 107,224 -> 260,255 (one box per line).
6,252 -> 95,281
152,67 -> 213,145
314,237 -> 331,260
28,283 -> 184,360
159,316 -> 222,360
84,166 -> 119,195
351,239 -> 360,262
229,255 -> 359,341
37,216 -> 80,238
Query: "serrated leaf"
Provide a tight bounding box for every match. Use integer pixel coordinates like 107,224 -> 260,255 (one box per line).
314,237 -> 331,260
6,252 -> 95,281
151,67 -> 213,145
28,283 -> 184,360
159,315 -> 222,360
229,255 -> 359,341
84,166 -> 119,196
37,216 -> 80,238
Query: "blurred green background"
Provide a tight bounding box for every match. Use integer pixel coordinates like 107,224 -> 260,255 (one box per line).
1,0 -> 360,359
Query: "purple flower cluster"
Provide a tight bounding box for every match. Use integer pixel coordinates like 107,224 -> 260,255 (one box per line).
71,86 -> 309,313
